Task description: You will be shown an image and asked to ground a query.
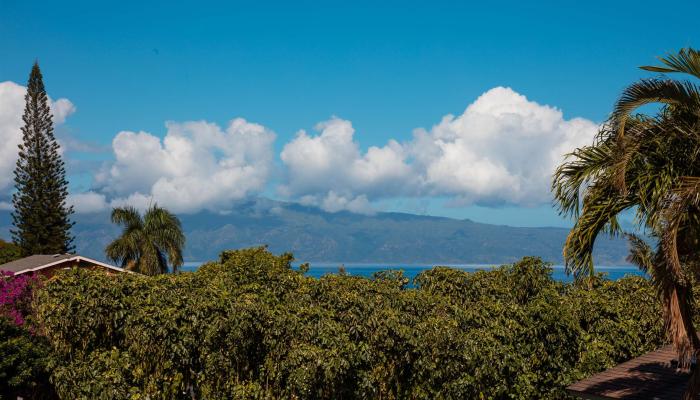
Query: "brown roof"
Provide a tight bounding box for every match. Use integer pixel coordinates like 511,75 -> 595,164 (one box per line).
567,345 -> 690,399
0,254 -> 126,275
0,254 -> 75,274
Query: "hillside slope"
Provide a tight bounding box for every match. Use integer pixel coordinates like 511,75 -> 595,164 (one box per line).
0,198 -> 630,265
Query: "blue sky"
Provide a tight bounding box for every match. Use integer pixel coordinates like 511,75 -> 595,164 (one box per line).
0,0 -> 698,226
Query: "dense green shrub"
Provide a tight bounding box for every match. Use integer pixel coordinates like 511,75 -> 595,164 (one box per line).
0,239 -> 21,265
0,317 -> 52,400
30,248 -> 664,399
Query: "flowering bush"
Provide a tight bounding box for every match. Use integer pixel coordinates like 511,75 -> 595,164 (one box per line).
0,271 -> 42,326
0,272 -> 51,398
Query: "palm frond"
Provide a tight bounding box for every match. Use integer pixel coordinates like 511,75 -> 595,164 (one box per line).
612,79 -> 700,138
625,233 -> 654,274
105,204 -> 184,275
640,48 -> 700,80
659,177 -> 700,281
553,50 -> 700,397
111,206 -> 143,228
105,234 -> 140,268
562,187 -> 633,280
144,204 -> 185,271
607,117 -> 659,193
552,133 -> 616,218
138,243 -> 161,276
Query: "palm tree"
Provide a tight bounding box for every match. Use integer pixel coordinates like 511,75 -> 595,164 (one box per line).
105,204 -> 185,275
552,48 -> 700,399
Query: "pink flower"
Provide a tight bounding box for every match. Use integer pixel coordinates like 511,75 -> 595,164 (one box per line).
0,271 -> 42,326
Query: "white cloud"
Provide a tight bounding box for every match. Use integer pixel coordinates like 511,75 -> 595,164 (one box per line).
108,192 -> 154,212
96,118 -> 276,213
411,87 -> 597,205
279,117 -> 414,212
68,191 -> 109,214
2,81 -> 598,216
51,98 -> 76,124
0,81 -> 76,194
279,87 -> 598,211
321,192 -> 375,215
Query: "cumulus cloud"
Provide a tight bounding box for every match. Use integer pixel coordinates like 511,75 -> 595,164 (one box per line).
95,118 -> 276,213
321,192 -> 375,215
0,81 -> 76,194
279,87 -> 598,211
411,87 -> 597,205
299,191 -> 375,215
68,191 -> 109,214
1,81 -> 598,216
280,117 -> 413,213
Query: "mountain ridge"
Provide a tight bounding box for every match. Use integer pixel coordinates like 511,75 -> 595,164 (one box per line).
0,198 -> 631,265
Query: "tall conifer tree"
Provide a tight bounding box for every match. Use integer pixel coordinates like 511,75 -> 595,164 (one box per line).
11,62 -> 74,255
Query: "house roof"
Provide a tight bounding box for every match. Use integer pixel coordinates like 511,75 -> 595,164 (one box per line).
0,254 -> 125,275
567,345 -> 690,399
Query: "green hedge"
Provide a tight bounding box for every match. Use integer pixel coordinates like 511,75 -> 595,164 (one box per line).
30,247 -> 664,399
0,317 -> 52,400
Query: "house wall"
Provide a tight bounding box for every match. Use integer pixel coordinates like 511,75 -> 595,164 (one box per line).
30,260 -> 121,279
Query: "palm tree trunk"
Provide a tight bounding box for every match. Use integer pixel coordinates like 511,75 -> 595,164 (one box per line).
684,365 -> 700,400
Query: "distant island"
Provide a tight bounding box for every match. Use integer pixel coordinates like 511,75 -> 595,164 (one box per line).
0,198 -> 631,265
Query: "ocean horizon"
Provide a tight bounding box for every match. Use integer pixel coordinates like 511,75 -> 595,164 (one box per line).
181,261 -> 643,282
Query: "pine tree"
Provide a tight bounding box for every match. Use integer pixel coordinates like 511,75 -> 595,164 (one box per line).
11,62 -> 74,255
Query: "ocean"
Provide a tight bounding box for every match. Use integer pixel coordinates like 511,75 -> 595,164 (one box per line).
181,262 -> 644,282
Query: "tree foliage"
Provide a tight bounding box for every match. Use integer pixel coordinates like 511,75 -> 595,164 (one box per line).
0,239 -> 21,265
105,205 -> 185,275
0,317 -> 52,400
27,247 -> 665,399
11,62 -> 74,256
552,48 -> 700,398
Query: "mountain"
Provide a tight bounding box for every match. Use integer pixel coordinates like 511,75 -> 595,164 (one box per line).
0,198 -> 631,265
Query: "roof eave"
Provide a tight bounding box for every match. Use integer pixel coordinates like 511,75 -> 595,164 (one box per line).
10,255 -> 128,275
